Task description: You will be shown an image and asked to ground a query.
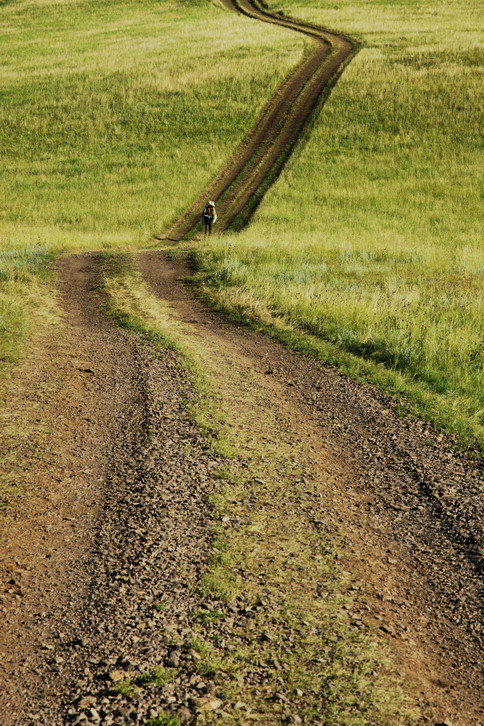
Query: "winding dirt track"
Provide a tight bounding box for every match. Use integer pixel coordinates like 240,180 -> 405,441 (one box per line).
161,0 -> 359,240
0,1 -> 483,725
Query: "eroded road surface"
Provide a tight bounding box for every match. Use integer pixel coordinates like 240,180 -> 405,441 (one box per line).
0,255 -> 222,724
0,252 -> 482,725
140,251 -> 484,724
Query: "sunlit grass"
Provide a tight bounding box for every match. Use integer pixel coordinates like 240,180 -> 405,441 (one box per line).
1,0 -> 482,444
0,0 -> 301,370
0,0 -> 300,243
196,0 -> 484,445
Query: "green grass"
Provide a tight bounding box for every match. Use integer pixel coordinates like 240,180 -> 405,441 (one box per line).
147,713 -> 180,726
133,667 -> 172,688
0,0 -> 300,247
114,666 -> 174,699
2,0 -> 481,447
193,0 -> 484,447
0,244 -> 58,379
193,608 -> 226,624
0,0 -> 301,373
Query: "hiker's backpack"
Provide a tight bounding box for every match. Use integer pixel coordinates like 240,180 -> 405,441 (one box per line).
205,204 -> 214,217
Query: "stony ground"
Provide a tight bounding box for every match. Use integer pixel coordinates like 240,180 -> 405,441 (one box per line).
0,251 -> 482,726
57,342 -> 227,726
140,250 -> 484,725
0,256 -> 225,725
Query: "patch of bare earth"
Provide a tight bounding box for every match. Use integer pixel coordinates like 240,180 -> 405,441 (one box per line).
0,255 -> 223,724
0,249 -> 482,725
0,253 -> 138,722
139,250 -> 483,726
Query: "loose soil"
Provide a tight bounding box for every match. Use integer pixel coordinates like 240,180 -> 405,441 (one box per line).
0,255 -> 224,724
139,250 -> 483,725
0,250 -> 482,724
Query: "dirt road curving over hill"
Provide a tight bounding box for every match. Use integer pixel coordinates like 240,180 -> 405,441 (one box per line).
160,0 -> 359,240
0,0 -> 483,723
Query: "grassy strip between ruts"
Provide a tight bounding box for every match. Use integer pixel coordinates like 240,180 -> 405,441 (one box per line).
99,251 -> 421,724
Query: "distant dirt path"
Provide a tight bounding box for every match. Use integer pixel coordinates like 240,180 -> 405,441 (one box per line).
139,250 -> 484,725
160,0 -> 359,240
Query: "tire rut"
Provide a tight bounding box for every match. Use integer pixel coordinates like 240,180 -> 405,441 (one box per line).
0,255 -> 222,725
138,250 -> 484,725
159,0 -> 359,240
0,253 -> 141,723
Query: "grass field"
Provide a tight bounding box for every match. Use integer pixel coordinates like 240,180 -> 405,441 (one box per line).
194,0 -> 484,446
0,0 -> 300,374
1,0 -> 482,444
1,0 -> 480,717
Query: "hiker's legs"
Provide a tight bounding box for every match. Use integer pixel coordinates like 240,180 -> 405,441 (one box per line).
203,216 -> 213,236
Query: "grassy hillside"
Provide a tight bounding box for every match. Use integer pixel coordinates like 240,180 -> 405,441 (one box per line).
1,0 -> 482,446
0,0 -> 300,372
194,0 -> 484,447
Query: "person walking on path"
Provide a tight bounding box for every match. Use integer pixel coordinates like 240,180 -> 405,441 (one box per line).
202,200 -> 217,236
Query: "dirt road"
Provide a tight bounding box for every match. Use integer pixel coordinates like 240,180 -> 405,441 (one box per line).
0,252 -> 482,724
161,0 -> 359,240
0,0 -> 482,723
0,255 -> 224,724
140,251 -> 484,724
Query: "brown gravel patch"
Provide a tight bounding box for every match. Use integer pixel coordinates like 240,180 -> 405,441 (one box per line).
0,247 -> 482,724
0,253 -> 140,722
0,254 -> 222,724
